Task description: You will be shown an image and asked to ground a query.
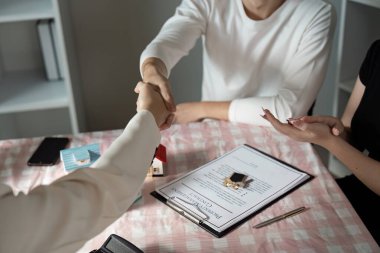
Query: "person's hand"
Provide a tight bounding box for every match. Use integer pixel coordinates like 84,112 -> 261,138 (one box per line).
141,58 -> 176,113
288,115 -> 345,136
134,82 -> 174,130
174,102 -> 205,124
261,108 -> 335,147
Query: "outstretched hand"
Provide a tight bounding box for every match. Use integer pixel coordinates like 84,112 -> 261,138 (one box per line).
134,82 -> 174,130
261,108 -> 336,147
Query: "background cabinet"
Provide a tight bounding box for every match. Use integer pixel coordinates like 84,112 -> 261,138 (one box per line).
0,0 -> 84,140
327,0 -> 380,177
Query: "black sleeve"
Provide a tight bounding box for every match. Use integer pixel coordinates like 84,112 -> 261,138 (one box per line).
359,40 -> 380,86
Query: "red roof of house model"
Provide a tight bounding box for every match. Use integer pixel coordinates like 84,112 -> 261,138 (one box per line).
155,144 -> 167,163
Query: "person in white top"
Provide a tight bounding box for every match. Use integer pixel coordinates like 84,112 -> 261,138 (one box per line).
140,0 -> 335,126
0,82 -> 170,253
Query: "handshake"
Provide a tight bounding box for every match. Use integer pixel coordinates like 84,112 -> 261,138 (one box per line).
134,81 -> 174,130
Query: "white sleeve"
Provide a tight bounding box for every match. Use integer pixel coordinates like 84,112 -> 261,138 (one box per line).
229,4 -> 336,125
0,111 -> 160,253
140,0 -> 209,77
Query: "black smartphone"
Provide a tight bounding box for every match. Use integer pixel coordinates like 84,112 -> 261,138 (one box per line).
91,234 -> 143,253
27,137 -> 70,166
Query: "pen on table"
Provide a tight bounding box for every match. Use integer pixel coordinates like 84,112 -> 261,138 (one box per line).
253,206 -> 308,229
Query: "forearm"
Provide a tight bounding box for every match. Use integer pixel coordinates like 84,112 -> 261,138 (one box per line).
229,96 -> 291,125
92,110 -> 160,175
324,137 -> 380,195
139,1 -> 207,76
175,101 -> 230,123
0,112 -> 160,252
202,101 -> 230,121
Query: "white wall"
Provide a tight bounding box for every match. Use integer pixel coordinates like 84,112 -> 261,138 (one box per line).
313,0 -> 340,117
68,0 -> 202,131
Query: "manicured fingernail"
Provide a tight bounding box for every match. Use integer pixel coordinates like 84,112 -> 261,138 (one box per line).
332,128 -> 340,136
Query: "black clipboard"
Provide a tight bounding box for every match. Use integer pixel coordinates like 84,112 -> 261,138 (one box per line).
151,144 -> 314,238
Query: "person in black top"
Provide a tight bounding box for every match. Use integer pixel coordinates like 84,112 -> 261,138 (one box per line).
261,40 -> 380,245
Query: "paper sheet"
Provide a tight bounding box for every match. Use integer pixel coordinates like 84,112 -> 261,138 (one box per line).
156,145 -> 310,232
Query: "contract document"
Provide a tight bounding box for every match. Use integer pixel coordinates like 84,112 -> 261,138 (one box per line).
151,144 -> 313,237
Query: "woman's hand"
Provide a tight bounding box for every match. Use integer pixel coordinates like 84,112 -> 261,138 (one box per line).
262,109 -> 336,148
289,115 -> 345,137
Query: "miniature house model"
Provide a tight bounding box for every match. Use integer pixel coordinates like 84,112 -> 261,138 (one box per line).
148,144 -> 167,177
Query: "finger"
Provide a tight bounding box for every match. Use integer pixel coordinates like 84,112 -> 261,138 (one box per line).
332,127 -> 340,136
157,84 -> 176,112
134,85 -> 140,94
143,82 -> 160,93
302,115 -> 343,135
134,81 -> 146,94
262,109 -> 287,131
287,116 -> 304,125
300,115 -> 333,123
159,113 -> 175,130
167,113 -> 175,125
138,82 -> 161,99
164,95 -> 176,112
262,109 -> 307,138
332,122 -> 344,135
299,115 -> 317,123
301,115 -> 334,126
151,86 -> 172,112
172,112 -> 179,124
290,119 -> 308,131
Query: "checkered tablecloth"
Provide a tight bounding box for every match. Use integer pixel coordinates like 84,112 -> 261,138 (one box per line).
1,120 -> 378,252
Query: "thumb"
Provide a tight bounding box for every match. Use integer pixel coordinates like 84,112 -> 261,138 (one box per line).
332,127 -> 340,136
134,82 -> 144,94
291,120 -> 307,131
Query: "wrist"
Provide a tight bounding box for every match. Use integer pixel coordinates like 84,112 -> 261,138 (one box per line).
142,58 -> 167,79
322,135 -> 341,153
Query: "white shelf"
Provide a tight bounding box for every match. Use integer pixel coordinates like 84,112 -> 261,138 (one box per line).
350,0 -> 380,9
328,156 -> 352,178
0,0 -> 53,23
0,70 -> 68,114
0,0 -> 83,139
338,79 -> 355,93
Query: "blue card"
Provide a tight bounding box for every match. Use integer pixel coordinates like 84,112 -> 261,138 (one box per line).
60,143 -> 100,171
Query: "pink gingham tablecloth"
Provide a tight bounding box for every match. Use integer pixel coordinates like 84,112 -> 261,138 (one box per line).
0,120 -> 378,252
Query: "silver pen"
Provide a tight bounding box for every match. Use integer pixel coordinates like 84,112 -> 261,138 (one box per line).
253,206 -> 307,229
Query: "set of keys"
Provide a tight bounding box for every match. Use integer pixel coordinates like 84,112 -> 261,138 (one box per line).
223,172 -> 248,190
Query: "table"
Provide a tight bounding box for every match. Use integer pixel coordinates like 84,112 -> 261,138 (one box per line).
1,120 -> 378,252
